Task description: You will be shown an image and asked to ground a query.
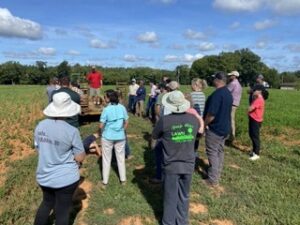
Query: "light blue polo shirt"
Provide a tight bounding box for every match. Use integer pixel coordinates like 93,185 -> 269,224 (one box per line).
34,119 -> 84,188
100,103 -> 128,141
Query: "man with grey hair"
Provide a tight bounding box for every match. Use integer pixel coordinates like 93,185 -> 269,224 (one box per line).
203,72 -> 233,186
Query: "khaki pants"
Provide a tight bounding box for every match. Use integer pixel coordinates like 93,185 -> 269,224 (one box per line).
101,138 -> 126,184
230,106 -> 238,139
135,100 -> 144,117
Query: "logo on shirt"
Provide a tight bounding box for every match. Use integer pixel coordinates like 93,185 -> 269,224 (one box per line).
171,123 -> 194,143
37,131 -> 60,146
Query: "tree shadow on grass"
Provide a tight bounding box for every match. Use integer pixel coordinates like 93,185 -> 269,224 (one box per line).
132,145 -> 163,223
69,177 -> 86,225
194,157 -> 209,179
131,131 -> 163,223
45,177 -> 86,225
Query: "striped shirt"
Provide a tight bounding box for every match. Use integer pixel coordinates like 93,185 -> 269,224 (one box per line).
190,91 -> 206,116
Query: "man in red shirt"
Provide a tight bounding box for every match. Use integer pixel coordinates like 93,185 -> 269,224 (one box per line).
86,66 -> 103,105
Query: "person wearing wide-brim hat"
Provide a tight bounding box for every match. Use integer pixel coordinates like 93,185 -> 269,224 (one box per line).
34,92 -> 85,225
152,90 -> 199,225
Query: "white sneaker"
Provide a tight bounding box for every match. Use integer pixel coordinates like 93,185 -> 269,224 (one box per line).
249,154 -> 260,161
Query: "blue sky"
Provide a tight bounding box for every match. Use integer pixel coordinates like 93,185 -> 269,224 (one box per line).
1,0 -> 300,72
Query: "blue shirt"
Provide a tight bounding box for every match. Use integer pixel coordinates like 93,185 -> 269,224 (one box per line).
100,103 -> 128,140
203,86 -> 233,137
136,86 -> 146,101
34,119 -> 84,188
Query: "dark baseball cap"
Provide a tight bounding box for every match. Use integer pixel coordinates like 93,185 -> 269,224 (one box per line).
211,71 -> 227,81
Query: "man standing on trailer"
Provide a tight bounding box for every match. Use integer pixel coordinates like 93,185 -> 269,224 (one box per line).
86,65 -> 103,105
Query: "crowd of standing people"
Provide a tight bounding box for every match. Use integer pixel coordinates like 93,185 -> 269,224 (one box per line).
39,68 -> 267,225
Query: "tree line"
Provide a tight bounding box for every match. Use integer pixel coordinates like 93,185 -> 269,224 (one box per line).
0,48 -> 299,88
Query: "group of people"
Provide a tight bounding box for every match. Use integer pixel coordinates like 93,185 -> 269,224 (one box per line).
36,69 -> 267,225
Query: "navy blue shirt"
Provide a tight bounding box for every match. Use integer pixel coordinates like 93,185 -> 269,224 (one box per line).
136,86 -> 146,101
203,86 -> 233,137
83,134 -> 96,152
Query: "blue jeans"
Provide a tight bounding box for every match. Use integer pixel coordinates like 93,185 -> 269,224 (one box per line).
128,95 -> 136,113
146,97 -> 157,119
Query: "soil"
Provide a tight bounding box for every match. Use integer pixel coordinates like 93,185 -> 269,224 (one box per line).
229,164 -> 241,169
211,219 -> 235,225
135,164 -> 145,170
264,127 -> 300,147
118,216 -> 155,225
118,216 -> 143,225
0,163 -> 6,187
126,134 -> 142,139
8,139 -> 34,161
189,202 -> 208,214
73,179 -> 93,224
103,208 -> 115,215
210,185 -> 225,198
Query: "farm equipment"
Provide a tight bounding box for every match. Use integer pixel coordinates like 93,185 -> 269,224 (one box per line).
79,88 -> 105,116
70,74 -> 129,116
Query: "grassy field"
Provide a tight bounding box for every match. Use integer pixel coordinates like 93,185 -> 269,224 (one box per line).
0,85 -> 299,225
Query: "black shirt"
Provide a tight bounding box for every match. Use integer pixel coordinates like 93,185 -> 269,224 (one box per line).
83,134 -> 96,152
203,86 -> 233,137
152,113 -> 199,174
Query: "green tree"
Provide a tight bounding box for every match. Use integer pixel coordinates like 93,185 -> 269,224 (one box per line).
57,60 -> 71,77
176,65 -> 190,85
0,61 -> 23,84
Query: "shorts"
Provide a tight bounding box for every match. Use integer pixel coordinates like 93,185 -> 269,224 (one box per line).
90,88 -> 100,96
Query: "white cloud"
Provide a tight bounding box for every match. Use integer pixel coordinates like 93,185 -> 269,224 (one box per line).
38,47 -> 56,56
254,19 -> 276,30
230,21 -> 240,29
256,41 -> 268,49
123,54 -> 138,62
67,50 -> 80,56
151,0 -> 176,4
164,55 -> 179,62
182,53 -> 204,62
137,31 -> 158,43
285,44 -> 300,53
164,53 -> 203,63
90,39 -> 114,49
213,0 -> 300,14
0,8 -> 42,40
213,0 -> 262,12
3,51 -> 38,59
168,44 -> 184,50
267,0 -> 300,15
184,29 -> 206,40
159,0 -> 176,3
198,42 -> 216,51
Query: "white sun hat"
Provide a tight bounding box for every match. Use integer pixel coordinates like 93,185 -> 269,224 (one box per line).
43,92 -> 81,117
227,71 -> 240,77
162,90 -> 190,113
